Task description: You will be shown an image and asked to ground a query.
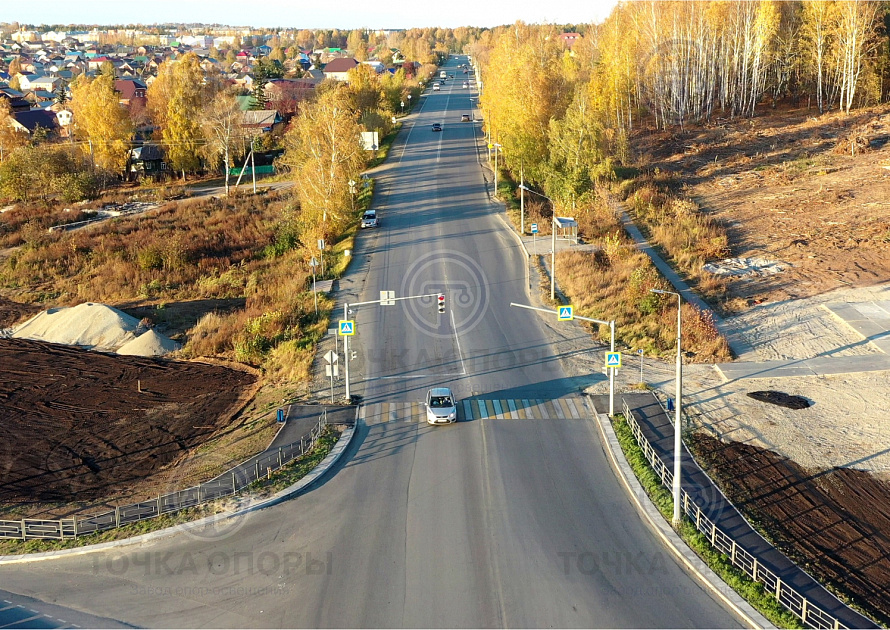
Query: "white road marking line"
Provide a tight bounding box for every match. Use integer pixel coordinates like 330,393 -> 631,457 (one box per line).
450,308 -> 467,375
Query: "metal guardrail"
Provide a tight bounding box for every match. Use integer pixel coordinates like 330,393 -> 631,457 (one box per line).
1,411 -> 329,542
620,399 -> 846,630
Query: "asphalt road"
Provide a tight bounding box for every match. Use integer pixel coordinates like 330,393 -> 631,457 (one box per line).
0,56 -> 743,628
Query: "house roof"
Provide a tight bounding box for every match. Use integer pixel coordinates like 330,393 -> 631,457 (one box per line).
242,110 -> 280,126
114,78 -> 146,100
132,144 -> 164,161
12,109 -> 59,133
323,57 -> 359,73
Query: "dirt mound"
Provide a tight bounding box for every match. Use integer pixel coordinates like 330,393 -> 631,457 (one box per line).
0,297 -> 42,329
746,390 -> 811,409
117,329 -> 180,357
12,303 -> 140,351
0,337 -> 258,506
691,434 -> 890,626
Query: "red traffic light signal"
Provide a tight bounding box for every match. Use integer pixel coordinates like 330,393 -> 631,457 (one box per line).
437,293 -> 445,314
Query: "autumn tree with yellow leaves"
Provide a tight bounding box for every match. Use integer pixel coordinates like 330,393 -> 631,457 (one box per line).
147,53 -> 211,178
68,72 -> 134,176
282,86 -> 365,243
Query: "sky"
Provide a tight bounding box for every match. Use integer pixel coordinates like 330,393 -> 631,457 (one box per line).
9,0 -> 619,30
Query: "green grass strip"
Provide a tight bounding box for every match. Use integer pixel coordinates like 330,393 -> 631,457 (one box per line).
611,414 -> 803,629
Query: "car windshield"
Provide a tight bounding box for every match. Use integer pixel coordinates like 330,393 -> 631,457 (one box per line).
430,396 -> 453,408
363,212 -> 375,219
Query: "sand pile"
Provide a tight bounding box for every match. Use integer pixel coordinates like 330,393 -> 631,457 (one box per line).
117,328 -> 180,357
12,302 -> 178,357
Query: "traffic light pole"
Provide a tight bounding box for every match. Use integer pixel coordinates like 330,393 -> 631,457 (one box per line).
342,292 -> 444,402
510,302 -> 616,416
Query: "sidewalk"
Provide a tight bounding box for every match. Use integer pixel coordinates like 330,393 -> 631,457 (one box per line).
607,198 -> 758,361
592,392 -> 877,629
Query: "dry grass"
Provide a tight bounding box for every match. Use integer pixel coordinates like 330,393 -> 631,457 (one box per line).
624,180 -> 731,306
557,246 -> 730,363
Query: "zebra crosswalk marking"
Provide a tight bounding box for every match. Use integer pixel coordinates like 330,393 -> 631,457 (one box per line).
566,397 -> 581,419
360,396 -> 587,423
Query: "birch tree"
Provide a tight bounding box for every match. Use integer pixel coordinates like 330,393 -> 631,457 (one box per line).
282,86 -> 365,241
200,89 -> 246,196
832,0 -> 882,113
802,0 -> 835,113
148,53 -> 208,178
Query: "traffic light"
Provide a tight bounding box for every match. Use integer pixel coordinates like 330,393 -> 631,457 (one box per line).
437,293 -> 445,314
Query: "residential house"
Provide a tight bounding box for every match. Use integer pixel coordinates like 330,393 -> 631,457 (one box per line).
114,78 -> 147,107
27,75 -> 61,92
241,109 -> 283,136
322,57 -> 359,82
10,109 -> 59,137
559,33 -> 582,49
129,144 -> 166,180
0,90 -> 31,113
16,74 -> 42,91
361,60 -> 384,74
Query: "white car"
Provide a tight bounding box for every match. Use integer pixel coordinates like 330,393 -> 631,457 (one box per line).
361,210 -> 379,228
462,82 -> 468,89
426,387 -> 457,424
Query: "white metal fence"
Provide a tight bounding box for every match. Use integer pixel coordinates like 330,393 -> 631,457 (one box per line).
621,399 -> 847,630
0,412 -> 329,542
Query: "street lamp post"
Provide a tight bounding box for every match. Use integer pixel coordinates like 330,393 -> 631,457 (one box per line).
407,94 -> 411,110
551,217 -> 556,301
651,288 -> 683,527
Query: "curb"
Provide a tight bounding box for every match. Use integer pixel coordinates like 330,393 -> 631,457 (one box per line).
0,419 -> 359,565
585,398 -> 774,629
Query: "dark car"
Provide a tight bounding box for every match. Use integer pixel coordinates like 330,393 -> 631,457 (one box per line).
432,123 -> 443,132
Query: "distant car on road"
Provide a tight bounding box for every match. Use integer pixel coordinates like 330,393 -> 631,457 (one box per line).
432,123 -> 443,132
426,387 -> 457,424
361,210 -> 379,228
462,82 -> 468,89
461,114 -> 471,122
433,84 -> 440,91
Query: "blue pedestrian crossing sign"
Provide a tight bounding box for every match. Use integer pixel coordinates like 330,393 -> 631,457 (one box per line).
557,306 -> 574,321
338,320 -> 355,336
605,352 -> 622,368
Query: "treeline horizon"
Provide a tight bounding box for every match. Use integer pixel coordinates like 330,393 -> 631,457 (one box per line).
470,0 -> 889,207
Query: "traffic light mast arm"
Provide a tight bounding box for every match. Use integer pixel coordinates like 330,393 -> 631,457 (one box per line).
348,292 -> 442,308
509,302 -> 610,326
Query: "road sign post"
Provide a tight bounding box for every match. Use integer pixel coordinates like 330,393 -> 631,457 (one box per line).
638,348 -> 644,383
531,222 -> 538,257
511,302 -> 616,416
324,350 -> 339,403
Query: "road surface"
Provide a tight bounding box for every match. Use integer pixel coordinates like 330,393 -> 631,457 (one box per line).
0,56 -> 744,628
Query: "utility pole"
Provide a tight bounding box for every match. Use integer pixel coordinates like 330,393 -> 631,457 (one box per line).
520,165 -> 525,235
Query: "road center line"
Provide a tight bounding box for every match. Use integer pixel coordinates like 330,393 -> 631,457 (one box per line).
451,308 -> 467,375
